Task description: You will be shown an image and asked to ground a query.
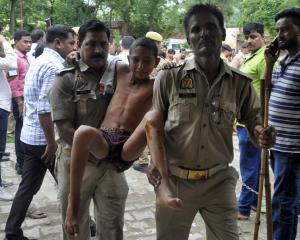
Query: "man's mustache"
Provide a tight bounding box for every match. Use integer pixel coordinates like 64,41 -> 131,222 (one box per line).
91,54 -> 106,59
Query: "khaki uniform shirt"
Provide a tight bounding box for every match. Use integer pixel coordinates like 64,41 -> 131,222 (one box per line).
153,57 -> 261,170
150,56 -> 169,78
49,58 -> 119,159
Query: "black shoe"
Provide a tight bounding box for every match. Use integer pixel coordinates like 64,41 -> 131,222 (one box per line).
0,156 -> 10,162
90,217 -> 96,237
133,162 -> 148,173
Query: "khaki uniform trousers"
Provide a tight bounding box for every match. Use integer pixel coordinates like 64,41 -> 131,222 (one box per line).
156,166 -> 239,240
56,146 -> 129,240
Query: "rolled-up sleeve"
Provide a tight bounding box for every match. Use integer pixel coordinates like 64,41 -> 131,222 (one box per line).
49,74 -> 75,121
0,41 -> 17,70
153,70 -> 170,120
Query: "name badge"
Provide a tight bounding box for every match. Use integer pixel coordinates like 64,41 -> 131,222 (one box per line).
76,90 -> 91,95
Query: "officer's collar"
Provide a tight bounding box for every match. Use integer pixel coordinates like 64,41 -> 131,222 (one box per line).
184,55 -> 232,77
78,60 -> 90,72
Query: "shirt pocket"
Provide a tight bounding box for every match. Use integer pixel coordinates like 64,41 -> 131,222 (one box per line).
168,96 -> 197,123
74,91 -> 97,116
211,102 -> 236,129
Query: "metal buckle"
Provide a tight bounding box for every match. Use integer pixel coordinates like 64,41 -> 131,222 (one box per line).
187,169 -> 207,180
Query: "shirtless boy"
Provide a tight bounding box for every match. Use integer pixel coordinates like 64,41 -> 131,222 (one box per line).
65,37 -> 182,236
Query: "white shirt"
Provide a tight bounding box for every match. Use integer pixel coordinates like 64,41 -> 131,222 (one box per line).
118,50 -> 129,64
0,41 -> 17,112
27,42 -> 37,64
21,48 -> 64,145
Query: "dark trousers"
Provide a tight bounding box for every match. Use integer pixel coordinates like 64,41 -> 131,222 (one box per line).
12,98 -> 24,168
237,126 -> 260,216
5,142 -> 56,239
270,150 -> 300,240
0,108 -> 9,186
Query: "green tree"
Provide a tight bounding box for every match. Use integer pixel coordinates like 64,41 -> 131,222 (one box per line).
239,0 -> 300,37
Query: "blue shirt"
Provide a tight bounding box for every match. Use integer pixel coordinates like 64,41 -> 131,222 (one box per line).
269,51 -> 300,153
21,48 -> 64,145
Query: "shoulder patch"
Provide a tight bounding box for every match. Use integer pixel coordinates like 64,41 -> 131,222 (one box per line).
230,67 -> 252,82
56,66 -> 76,76
161,62 -> 185,71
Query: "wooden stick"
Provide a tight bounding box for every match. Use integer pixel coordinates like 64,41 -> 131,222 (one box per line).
254,79 -> 273,240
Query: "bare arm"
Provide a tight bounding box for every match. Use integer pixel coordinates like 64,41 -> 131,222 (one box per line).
39,113 -> 57,165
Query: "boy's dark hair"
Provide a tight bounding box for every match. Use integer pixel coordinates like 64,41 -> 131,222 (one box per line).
167,49 -> 175,55
129,37 -> 158,58
121,36 -> 135,49
13,30 -> 30,41
275,7 -> 300,28
31,29 -> 45,43
243,22 -> 264,35
46,25 -> 75,44
183,4 -> 224,36
78,20 -> 110,43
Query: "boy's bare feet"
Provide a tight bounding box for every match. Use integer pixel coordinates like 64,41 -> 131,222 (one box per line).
156,181 -> 182,209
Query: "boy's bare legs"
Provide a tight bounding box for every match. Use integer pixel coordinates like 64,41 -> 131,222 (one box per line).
122,110 -> 182,209
65,125 -> 109,237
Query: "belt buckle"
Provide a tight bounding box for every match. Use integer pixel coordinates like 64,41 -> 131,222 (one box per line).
187,169 -> 207,180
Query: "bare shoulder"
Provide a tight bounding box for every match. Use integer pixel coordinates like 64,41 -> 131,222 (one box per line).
117,61 -> 130,74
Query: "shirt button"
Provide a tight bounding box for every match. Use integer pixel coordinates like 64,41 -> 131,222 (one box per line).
201,145 -> 205,149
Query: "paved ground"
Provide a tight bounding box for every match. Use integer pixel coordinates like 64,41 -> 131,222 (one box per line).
0,136 -> 299,239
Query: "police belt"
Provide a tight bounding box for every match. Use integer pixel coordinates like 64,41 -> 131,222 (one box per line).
169,163 -> 228,180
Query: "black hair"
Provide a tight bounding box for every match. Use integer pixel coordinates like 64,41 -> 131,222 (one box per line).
183,4 -> 224,37
129,37 -> 158,58
31,29 -> 45,43
167,48 -> 175,55
275,7 -> 300,28
78,20 -> 110,43
34,43 -> 45,58
121,36 -> 135,49
243,22 -> 264,35
13,30 -> 30,41
222,43 -> 232,52
46,24 -> 75,44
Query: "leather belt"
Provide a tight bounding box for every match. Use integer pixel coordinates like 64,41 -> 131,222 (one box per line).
169,163 -> 228,180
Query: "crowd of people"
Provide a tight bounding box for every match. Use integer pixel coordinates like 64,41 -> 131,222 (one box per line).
0,3 -> 299,240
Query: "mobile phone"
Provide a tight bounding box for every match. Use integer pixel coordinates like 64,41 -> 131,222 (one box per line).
269,37 -> 279,56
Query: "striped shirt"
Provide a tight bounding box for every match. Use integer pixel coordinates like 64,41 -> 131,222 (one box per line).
21,48 -> 64,145
269,51 -> 300,153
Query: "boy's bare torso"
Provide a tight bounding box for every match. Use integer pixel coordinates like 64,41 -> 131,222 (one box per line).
101,65 -> 154,132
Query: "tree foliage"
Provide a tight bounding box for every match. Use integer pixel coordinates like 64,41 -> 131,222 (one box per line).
239,0 -> 300,37
0,0 -> 299,40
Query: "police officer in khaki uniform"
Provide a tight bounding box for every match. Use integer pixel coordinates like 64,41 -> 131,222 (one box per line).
49,20 -> 128,240
151,4 -> 275,240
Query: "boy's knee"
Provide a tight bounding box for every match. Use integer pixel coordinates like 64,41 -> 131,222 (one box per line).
75,125 -> 94,141
144,110 -> 163,123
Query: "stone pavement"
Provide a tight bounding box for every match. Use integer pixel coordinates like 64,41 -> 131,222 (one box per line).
0,136 -> 299,240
